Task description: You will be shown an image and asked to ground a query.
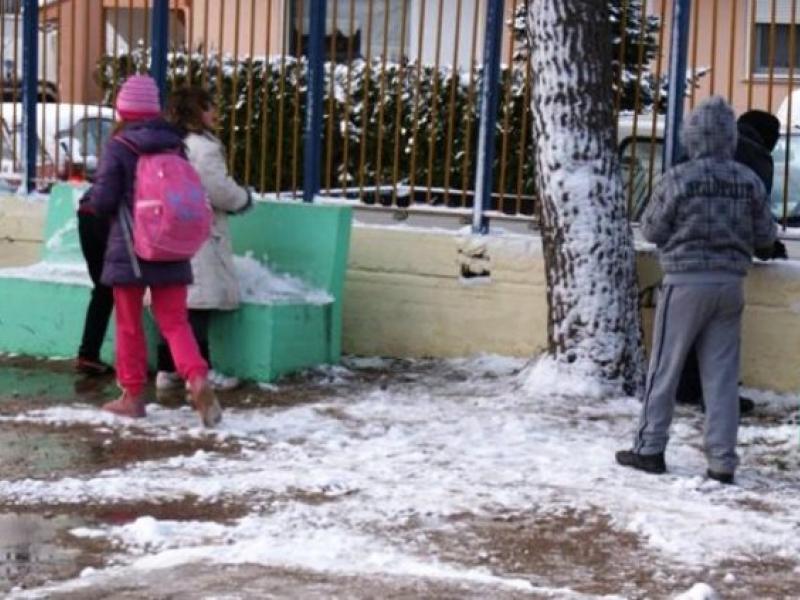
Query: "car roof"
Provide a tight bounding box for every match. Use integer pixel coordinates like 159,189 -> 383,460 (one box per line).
617,113 -> 665,141
0,103 -> 116,135
776,90 -> 800,132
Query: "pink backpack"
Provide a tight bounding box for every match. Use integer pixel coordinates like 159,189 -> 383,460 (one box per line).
118,138 -> 212,262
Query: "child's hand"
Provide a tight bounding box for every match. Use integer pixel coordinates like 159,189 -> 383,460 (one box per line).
231,189 -> 254,215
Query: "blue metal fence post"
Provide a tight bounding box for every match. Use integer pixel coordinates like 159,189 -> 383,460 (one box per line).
472,0 -> 504,234
663,0 -> 691,170
150,0 -> 170,105
21,0 -> 39,194
303,0 -> 327,203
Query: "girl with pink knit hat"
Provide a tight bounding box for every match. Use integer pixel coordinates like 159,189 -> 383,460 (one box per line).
86,74 -> 222,427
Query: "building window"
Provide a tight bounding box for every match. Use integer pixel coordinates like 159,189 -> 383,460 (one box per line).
753,0 -> 800,75
286,0 -> 410,62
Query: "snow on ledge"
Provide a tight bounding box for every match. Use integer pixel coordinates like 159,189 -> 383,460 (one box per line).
0,261 -> 92,286
234,255 -> 333,306
0,255 -> 334,306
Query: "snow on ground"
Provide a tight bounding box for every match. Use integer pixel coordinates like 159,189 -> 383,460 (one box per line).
1,356 -> 798,598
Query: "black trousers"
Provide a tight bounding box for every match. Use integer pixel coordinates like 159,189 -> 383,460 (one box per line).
157,309 -> 212,372
77,211 -> 113,361
676,346 -> 704,408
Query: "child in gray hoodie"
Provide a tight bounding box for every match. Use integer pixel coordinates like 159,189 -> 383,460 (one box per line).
616,96 -> 777,484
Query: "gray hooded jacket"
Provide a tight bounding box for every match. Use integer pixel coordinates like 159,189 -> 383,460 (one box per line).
642,96 -> 776,276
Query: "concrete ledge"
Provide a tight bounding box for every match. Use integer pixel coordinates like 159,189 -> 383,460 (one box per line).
0,187 -> 352,383
3,193 -> 799,393
0,277 -> 111,360
343,224 -> 800,393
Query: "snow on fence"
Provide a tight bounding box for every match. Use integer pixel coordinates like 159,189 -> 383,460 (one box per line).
2,0 -> 799,227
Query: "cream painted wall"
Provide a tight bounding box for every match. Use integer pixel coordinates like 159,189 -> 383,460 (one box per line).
343,224 -> 800,394
1,197 -> 798,393
188,0 -> 285,57
343,226 -> 549,358
0,197 -> 44,267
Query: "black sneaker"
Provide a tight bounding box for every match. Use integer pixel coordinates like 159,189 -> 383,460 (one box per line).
615,450 -> 666,474
707,469 -> 734,484
76,357 -> 115,376
739,396 -> 755,415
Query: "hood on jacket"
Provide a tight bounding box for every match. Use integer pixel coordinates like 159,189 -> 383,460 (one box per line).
738,109 -> 780,151
115,119 -> 184,154
680,96 -> 737,160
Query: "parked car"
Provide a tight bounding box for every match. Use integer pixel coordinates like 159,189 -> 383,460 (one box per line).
617,110 -> 800,226
0,102 -> 115,190
617,114 -> 665,221
1,14 -> 59,102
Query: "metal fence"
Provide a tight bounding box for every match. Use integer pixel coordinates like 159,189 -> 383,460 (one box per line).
2,0 -> 799,230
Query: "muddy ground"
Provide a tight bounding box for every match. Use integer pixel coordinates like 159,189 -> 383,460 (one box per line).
0,356 -> 798,599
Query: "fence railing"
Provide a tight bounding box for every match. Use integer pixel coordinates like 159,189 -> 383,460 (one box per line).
2,0 -> 799,230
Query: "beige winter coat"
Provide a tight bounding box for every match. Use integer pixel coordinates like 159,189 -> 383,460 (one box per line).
184,132 -> 250,310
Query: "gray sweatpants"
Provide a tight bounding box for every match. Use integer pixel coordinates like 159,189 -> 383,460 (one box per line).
634,279 -> 745,474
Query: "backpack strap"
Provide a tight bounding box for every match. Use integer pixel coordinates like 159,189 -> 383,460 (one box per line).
115,136 -> 184,157
113,136 -> 143,278
115,136 -> 141,156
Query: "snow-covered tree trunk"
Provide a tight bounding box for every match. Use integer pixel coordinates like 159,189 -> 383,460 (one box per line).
528,0 -> 645,396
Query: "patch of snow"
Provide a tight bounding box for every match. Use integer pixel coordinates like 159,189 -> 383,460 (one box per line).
342,356 -> 393,369
0,261 -> 91,286
2,355 -> 798,595
234,254 -> 333,305
740,387 -> 799,413
674,583 -> 719,600
521,354 -> 612,400
447,354 -> 527,378
70,527 -> 107,539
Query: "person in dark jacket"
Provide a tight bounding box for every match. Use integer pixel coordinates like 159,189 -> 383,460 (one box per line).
75,189 -> 115,376
617,97 -> 777,484
676,109 -> 787,412
87,74 -> 221,427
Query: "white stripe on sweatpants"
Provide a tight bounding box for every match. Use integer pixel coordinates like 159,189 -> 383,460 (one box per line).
633,280 -> 744,474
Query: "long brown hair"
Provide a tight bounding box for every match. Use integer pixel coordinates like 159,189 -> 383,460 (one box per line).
165,86 -> 214,135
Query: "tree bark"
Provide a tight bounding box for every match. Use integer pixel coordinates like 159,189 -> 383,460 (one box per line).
528,0 -> 645,395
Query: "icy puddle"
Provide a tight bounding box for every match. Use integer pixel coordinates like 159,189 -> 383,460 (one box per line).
0,356 -> 798,598
0,512 -> 105,595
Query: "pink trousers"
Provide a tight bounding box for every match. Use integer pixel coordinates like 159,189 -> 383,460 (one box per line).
113,285 -> 208,396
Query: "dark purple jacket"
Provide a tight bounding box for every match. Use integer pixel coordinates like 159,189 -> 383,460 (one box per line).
88,119 -> 193,287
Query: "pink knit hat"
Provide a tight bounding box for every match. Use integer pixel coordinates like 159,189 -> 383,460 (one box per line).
115,74 -> 161,121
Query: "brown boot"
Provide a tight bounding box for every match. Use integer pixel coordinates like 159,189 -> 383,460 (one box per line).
188,377 -> 222,428
102,391 -> 146,418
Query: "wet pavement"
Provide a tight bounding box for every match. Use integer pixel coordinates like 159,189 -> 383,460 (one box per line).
0,356 -> 798,599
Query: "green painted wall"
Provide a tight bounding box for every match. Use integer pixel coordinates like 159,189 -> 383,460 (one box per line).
0,185 -> 353,383
227,199 -> 352,363
0,278 -> 111,360
41,184 -> 84,264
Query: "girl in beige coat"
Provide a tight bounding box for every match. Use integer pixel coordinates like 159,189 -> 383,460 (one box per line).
156,87 -> 252,391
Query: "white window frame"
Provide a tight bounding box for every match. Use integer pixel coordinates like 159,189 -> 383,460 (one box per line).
749,0 -> 800,79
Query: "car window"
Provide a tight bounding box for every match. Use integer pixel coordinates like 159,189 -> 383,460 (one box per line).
619,136 -> 664,221
770,134 -> 800,225
61,117 -> 114,160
